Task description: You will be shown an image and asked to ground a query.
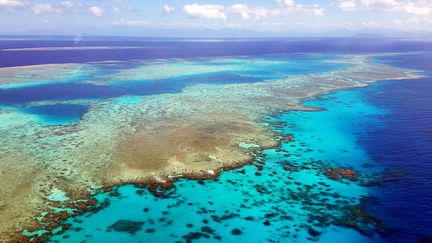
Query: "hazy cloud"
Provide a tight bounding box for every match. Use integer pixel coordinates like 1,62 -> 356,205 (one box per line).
112,18 -> 149,26
1,0 -> 430,34
228,4 -> 280,20
163,4 -> 174,14
88,6 -> 104,17
399,3 -> 431,16
0,0 -> 26,7
361,0 -> 432,16
184,1 -> 325,21
113,6 -> 135,13
311,6 -> 325,16
183,4 -> 227,20
275,0 -> 295,7
361,0 -> 397,7
339,1 -> 357,11
61,1 -> 82,9
32,3 -> 56,15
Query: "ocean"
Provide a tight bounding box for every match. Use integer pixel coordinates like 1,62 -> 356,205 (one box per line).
0,37 -> 431,242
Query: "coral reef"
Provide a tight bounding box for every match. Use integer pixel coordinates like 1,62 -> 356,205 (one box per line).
0,54 -> 420,241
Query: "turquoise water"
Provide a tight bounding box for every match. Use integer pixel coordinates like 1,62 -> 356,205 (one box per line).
48,83 -> 388,242
21,104 -> 89,125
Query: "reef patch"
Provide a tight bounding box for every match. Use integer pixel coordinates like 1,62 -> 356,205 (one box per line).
106,220 -> 144,235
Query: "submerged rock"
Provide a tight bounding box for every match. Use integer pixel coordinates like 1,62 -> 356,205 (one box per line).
334,206 -> 387,236
182,232 -> 210,243
201,226 -> 215,234
360,169 -> 409,187
106,220 -> 144,235
325,168 -> 357,181
231,229 -> 242,235
307,227 -> 321,238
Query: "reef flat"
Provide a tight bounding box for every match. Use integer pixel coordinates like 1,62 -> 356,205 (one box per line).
0,63 -> 94,88
0,54 -> 419,241
105,56 -> 344,82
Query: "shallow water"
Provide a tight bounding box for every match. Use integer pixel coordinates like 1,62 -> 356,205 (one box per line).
21,104 -> 89,125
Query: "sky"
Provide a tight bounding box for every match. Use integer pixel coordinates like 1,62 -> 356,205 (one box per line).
0,0 -> 431,36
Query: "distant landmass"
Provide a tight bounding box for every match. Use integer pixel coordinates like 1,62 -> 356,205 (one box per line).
1,27 -> 431,38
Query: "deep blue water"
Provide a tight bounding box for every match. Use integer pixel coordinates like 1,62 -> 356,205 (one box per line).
0,81 -> 181,105
1,37 -> 432,67
376,53 -> 432,73
358,79 -> 432,242
363,53 -> 432,242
